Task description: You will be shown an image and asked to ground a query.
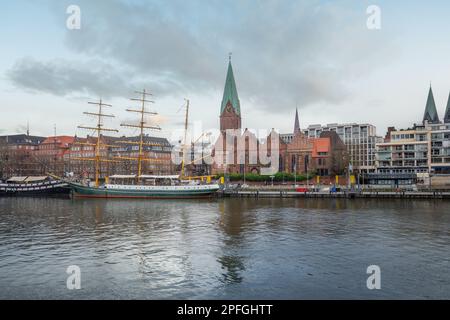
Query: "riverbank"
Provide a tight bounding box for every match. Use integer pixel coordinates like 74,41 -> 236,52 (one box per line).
221,190 -> 450,199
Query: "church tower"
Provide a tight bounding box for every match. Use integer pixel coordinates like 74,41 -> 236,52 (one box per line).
423,86 -> 440,124
294,108 -> 300,135
444,91 -> 450,124
220,56 -> 241,131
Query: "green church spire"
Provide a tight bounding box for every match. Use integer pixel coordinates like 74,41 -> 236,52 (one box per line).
220,57 -> 241,116
445,91 -> 450,123
423,86 -> 440,124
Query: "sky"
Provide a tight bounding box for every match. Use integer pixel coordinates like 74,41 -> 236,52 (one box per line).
1,0 -> 450,142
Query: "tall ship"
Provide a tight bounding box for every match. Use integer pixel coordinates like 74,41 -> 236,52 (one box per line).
67,91 -> 220,199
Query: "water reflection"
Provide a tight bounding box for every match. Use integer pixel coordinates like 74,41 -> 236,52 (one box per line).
217,255 -> 245,284
0,197 -> 449,299
216,199 -> 249,284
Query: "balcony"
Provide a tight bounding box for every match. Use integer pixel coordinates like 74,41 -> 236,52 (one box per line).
431,158 -> 443,164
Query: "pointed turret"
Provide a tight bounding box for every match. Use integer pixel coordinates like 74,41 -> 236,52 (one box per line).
220,58 -> 241,116
423,86 -> 440,124
220,56 -> 241,131
294,108 -> 300,134
444,91 -> 450,123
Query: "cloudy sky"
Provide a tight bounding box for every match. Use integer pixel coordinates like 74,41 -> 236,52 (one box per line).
1,0 -> 450,141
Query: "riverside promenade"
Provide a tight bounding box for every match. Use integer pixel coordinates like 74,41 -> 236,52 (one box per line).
221,188 -> 450,199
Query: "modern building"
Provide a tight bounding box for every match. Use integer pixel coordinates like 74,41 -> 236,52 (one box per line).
375,128 -> 429,174
427,122 -> 450,174
304,123 -> 382,173
375,86 -> 450,178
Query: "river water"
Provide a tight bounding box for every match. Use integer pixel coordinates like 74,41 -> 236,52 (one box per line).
0,197 -> 448,299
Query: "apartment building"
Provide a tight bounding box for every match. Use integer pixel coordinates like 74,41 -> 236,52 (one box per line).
423,122 -> 450,174
376,128 -> 429,174
375,86 -> 450,175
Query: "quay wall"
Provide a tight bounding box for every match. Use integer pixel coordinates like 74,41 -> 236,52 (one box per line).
221,190 -> 450,199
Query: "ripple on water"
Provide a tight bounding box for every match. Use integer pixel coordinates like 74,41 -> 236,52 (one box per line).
0,197 -> 449,299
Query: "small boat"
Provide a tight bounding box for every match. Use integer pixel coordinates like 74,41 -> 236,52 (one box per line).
0,176 -> 70,197
68,175 -> 220,199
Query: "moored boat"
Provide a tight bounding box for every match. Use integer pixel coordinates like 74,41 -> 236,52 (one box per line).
0,176 -> 70,197
68,175 -> 220,199
69,92 -> 220,199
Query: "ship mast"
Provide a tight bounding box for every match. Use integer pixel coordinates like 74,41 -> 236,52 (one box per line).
179,100 -> 213,178
180,99 -> 189,178
118,89 -> 161,179
76,99 -> 119,187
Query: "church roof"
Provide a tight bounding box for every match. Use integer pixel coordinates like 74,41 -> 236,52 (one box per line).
294,108 -> 300,134
423,86 -> 440,124
445,91 -> 450,123
220,60 -> 241,116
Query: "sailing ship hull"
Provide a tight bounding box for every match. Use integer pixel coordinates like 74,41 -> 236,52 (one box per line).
0,182 -> 70,197
69,183 -> 220,199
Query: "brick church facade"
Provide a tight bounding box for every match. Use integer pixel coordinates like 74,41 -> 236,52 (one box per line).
212,59 -> 348,177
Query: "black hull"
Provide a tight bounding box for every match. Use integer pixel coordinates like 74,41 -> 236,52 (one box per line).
0,186 -> 71,198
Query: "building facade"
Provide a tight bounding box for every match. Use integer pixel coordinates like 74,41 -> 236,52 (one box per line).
34,136 -> 75,176
0,132 -> 173,180
375,86 -> 450,176
67,135 -> 174,179
427,122 -> 450,174
212,60 -> 348,178
109,135 -> 173,176
376,128 -> 429,174
0,134 -> 46,178
66,135 -> 111,179
304,123 -> 381,173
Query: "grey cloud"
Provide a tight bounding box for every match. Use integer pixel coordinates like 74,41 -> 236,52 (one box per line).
7,57 -> 185,98
11,0 -> 393,111
8,57 -> 129,98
